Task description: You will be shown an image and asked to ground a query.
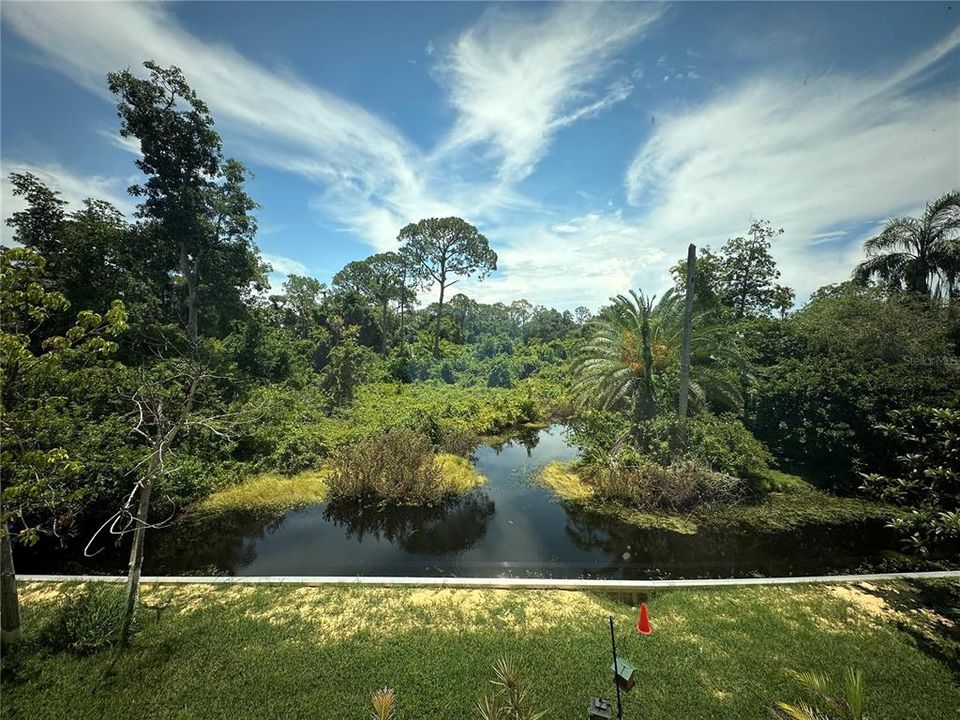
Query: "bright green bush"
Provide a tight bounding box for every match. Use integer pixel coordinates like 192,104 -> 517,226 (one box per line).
571,410 -> 772,479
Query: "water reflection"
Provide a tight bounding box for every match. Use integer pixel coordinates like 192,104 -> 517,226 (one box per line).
322,490 -> 495,555
13,424 -> 941,579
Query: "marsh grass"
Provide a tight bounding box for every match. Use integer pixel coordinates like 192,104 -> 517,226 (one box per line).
537,463 -> 898,535
435,453 -> 486,493
540,461 -> 697,533
4,580 -> 958,719
191,470 -> 331,515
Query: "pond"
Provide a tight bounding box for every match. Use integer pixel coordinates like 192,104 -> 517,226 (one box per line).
15,425 -> 925,579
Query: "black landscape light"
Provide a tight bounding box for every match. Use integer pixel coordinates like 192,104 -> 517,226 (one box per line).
588,696 -> 613,720
601,615 -> 639,720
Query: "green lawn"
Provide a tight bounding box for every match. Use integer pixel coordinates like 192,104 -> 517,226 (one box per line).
3,580 -> 957,719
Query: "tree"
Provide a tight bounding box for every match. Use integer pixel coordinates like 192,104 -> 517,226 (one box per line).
333,252 -> 406,356
322,323 -> 374,404
108,62 -> 263,343
272,274 -> 326,340
853,190 -> 960,298
574,289 -> 747,431
860,407 -> 959,554
574,306 -> 593,326
6,173 -> 168,336
447,293 -> 478,343
397,217 -> 497,358
772,285 -> 795,319
508,299 -> 533,334
573,290 -> 659,429
716,220 -> 791,318
93,350 -> 241,645
1,247 -> 127,648
746,283 -> 959,482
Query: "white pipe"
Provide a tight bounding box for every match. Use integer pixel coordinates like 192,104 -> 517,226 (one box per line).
17,569 -> 960,591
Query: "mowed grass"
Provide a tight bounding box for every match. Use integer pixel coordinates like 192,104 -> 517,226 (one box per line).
3,580 -> 958,720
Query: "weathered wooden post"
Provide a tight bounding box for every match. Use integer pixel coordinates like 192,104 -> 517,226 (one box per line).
678,244 -> 697,432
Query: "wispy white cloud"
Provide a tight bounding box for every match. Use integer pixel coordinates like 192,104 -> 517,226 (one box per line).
261,253 -> 310,277
7,2 -> 953,314
97,129 -> 142,157
456,210 -> 668,311
432,3 -> 665,183
3,1 -> 425,247
625,26 -> 960,298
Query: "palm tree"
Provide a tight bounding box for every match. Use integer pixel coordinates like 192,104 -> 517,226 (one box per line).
853,191 -> 960,298
770,668 -> 868,720
572,289 -> 746,429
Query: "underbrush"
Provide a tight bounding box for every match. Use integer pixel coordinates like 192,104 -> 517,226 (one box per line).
571,409 -> 772,480
581,458 -> 748,513
233,379 -> 558,478
326,428 -> 485,505
539,461 -> 900,534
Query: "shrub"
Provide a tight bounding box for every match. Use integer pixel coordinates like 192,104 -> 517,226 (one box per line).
583,458 -> 747,512
38,584 -> 132,655
441,426 -> 479,457
860,406 -> 960,553
270,426 -> 330,473
487,360 -> 514,388
327,428 -> 444,505
439,362 -> 455,384
572,410 -> 772,479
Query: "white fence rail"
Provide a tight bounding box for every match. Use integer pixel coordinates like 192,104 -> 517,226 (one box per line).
18,569 -> 960,591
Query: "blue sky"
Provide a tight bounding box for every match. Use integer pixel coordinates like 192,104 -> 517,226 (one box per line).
2,2 -> 958,310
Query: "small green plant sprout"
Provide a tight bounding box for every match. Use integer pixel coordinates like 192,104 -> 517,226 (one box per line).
476,656 -> 547,720
370,687 -> 396,720
770,668 -> 868,720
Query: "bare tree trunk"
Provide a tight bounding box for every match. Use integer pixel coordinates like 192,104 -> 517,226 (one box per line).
1,528 -> 21,650
179,243 -> 199,343
120,452 -> 158,646
380,300 -> 389,358
399,299 -> 406,352
678,244 -> 697,422
433,275 -> 446,359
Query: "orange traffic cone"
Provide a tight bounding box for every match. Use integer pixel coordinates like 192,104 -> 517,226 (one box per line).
636,601 -> 652,635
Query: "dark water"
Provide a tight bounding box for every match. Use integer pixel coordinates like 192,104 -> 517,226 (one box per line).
15,425 -> 927,579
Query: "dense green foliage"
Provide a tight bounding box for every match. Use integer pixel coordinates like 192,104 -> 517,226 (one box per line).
860,407 -> 960,553
2,56 -> 957,575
